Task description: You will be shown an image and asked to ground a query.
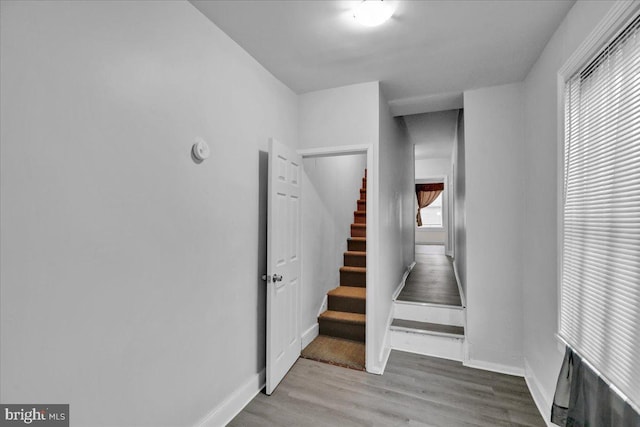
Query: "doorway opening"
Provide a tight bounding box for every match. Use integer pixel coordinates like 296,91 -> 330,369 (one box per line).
297,145 -> 375,373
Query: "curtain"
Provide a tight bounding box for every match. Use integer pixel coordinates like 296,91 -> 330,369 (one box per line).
416,183 -> 443,226
552,347 -> 640,427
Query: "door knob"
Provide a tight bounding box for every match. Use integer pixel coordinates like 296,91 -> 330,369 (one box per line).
272,274 -> 283,282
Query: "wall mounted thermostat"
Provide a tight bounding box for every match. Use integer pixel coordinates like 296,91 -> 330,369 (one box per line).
192,137 -> 210,161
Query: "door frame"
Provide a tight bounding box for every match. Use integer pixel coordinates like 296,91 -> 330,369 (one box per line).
415,175 -> 450,255
297,144 -> 377,373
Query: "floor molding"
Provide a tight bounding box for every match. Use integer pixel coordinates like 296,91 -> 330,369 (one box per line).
373,302 -> 397,375
392,261 -> 416,301
524,358 -> 555,427
452,260 -> 466,307
195,369 -> 265,427
301,323 -> 319,349
464,358 -> 524,377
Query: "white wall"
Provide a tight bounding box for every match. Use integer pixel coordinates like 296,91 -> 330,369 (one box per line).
376,87 -> 414,371
464,83 -> 524,372
299,82 -> 379,150
415,158 -> 452,248
301,154 -> 367,338
299,82 -> 412,374
521,0 -> 618,413
452,110 -> 467,297
0,2 -> 297,426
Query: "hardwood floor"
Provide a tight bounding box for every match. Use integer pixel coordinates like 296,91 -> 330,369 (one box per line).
398,248 -> 462,306
229,351 -> 545,427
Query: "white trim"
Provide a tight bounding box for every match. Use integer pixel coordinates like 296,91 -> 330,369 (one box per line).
524,358 -> 555,427
558,1 -> 640,78
301,323 -> 319,350
371,261 -> 422,375
365,143 -> 378,374
389,325 -> 464,339
297,144 -> 371,158
375,346 -> 392,375
317,294 -> 328,317
452,261 -> 466,307
463,359 -> 524,377
375,295 -> 397,375
195,370 -> 265,427
394,300 -> 463,310
297,144 -> 378,375
392,261 -> 416,301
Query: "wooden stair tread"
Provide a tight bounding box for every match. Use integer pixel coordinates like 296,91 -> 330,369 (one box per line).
348,237 -> 366,242
351,224 -> 366,228
340,266 -> 366,273
328,286 -> 366,299
320,310 -> 365,325
344,251 -> 366,257
390,319 -> 464,336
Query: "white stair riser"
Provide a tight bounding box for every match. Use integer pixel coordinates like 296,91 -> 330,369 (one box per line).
390,330 -> 463,362
394,302 -> 464,326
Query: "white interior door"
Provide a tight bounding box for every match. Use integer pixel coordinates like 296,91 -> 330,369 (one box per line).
266,138 -> 301,395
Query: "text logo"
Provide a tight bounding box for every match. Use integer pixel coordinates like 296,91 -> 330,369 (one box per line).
0,405 -> 68,427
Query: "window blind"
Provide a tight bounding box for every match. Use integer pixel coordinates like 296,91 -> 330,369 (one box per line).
561,13 -> 640,411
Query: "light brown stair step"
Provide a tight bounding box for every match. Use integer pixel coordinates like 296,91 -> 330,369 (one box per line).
360,189 -> 366,200
357,200 -> 366,211
344,250 -> 366,267
320,310 -> 366,325
328,286 -> 366,314
340,266 -> 366,287
354,210 -> 366,224
351,223 -> 366,238
347,237 -> 366,252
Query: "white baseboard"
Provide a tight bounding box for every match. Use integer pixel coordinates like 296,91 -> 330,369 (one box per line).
301,323 -> 319,349
195,369 -> 265,427
392,261 -> 416,301
317,295 -> 328,316
464,358 -> 524,377
372,300 -> 396,375
452,261 -> 466,307
524,358 -> 554,427
371,261 -> 417,375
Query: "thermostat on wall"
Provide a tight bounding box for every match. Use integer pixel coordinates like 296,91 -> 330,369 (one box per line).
192,137 -> 210,161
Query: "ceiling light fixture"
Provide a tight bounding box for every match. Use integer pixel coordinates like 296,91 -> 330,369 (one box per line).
353,0 -> 394,27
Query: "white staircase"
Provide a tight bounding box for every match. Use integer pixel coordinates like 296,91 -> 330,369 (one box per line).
390,300 -> 465,361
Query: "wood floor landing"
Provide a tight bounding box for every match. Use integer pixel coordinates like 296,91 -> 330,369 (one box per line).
397,246 -> 462,306
229,351 -> 545,426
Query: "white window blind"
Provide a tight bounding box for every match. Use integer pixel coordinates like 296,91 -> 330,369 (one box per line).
561,13 -> 640,410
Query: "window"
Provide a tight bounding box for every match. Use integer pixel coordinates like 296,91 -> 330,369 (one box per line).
560,13 -> 640,410
418,192 -> 442,228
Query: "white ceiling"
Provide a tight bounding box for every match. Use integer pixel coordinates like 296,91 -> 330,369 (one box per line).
405,110 -> 459,160
191,0 -> 574,114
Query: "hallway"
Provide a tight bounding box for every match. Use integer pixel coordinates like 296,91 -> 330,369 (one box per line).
390,244 -> 465,360
397,245 -> 462,307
